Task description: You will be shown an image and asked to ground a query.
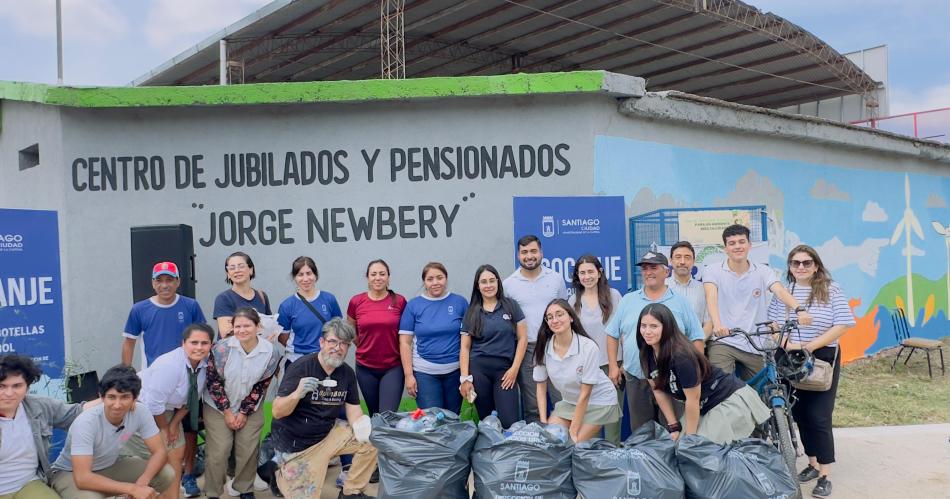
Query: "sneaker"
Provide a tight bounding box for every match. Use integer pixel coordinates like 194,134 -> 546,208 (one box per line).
253,473 -> 269,491
226,477 -> 240,496
335,465 -> 350,488
338,491 -> 373,499
369,468 -> 379,484
812,476 -> 833,497
181,473 -> 201,498
797,464 -> 820,483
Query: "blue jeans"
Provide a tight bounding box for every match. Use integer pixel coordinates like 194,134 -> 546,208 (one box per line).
414,369 -> 462,414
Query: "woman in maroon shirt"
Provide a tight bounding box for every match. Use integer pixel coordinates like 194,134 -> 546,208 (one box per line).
346,259 -> 408,415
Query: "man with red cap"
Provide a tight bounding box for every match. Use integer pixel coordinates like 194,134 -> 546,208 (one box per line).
121,261 -> 206,368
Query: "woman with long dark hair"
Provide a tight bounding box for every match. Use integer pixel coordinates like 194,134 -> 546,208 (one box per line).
637,303 -> 768,444
347,259 -> 407,416
768,245 -> 854,497
398,262 -> 468,413
534,299 -> 620,442
276,256 -> 343,363
459,264 -> 527,427
569,254 -> 623,442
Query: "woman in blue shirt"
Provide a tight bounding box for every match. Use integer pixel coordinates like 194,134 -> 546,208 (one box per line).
276,256 -> 343,363
399,262 -> 468,413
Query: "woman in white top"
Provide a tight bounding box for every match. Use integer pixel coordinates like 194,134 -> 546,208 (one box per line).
569,254 -> 623,442
533,299 -> 621,443
203,308 -> 281,499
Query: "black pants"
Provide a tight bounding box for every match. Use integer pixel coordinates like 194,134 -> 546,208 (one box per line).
792,346 -> 841,465
471,355 -> 521,428
355,363 -> 404,416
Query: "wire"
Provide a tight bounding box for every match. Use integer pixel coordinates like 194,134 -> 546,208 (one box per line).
500,0 -> 854,94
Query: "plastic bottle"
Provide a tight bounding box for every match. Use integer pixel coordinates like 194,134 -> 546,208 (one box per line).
420,411 -> 446,430
395,408 -> 426,431
481,411 -> 503,433
504,421 -> 527,438
544,423 -> 569,443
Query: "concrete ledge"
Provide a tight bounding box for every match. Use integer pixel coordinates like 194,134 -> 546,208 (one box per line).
620,91 -> 950,165
0,71 -> 643,109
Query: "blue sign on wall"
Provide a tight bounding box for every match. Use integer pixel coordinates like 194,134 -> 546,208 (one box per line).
0,209 -> 65,376
512,196 -> 628,294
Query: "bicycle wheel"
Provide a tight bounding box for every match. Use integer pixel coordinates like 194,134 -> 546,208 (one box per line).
773,407 -> 802,499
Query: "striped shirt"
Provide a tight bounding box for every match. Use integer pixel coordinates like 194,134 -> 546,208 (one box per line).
767,282 -> 855,346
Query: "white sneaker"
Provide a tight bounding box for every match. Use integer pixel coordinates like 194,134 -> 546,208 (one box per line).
253,474 -> 269,491
226,477 -> 240,497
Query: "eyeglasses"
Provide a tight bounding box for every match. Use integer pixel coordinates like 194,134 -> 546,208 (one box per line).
226,263 -> 249,271
323,337 -> 352,349
545,310 -> 568,322
789,259 -> 815,269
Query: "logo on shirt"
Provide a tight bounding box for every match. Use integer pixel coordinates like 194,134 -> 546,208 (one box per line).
177,311 -> 185,322
576,366 -> 583,376
752,288 -> 762,298
502,313 -> 511,321
447,305 -> 455,314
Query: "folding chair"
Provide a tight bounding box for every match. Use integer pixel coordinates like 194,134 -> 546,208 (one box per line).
890,308 -> 945,378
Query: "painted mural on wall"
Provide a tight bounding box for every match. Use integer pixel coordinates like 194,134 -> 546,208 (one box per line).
594,135 -> 950,362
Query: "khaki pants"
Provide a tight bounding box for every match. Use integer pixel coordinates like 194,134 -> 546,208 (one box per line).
0,480 -> 59,499
50,457 -> 175,499
203,403 -> 265,497
707,342 -> 765,381
276,423 -> 377,498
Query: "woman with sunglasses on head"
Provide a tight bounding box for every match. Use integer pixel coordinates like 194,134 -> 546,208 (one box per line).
276,256 -> 343,364
347,259 -> 407,416
213,252 -> 272,340
569,254 -> 623,442
534,299 -> 620,443
638,303 -> 769,444
767,245 -> 854,498
459,265 -> 527,428
399,262 -> 468,414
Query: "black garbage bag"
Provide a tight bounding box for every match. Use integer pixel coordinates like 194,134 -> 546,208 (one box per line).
573,421 -> 685,499
676,434 -> 799,499
471,421 -> 575,499
369,409 -> 477,499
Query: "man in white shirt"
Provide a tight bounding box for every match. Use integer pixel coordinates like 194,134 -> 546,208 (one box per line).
666,241 -> 712,337
704,225 -> 813,380
503,235 -> 569,423
50,365 -> 174,499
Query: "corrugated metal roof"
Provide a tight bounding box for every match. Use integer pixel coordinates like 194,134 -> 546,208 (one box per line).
132,0 -> 878,109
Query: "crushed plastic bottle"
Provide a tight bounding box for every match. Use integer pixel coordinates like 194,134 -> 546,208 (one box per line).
481,411 -> 503,433
543,423 -> 569,443
395,408 -> 427,431
420,411 -> 447,431
503,421 -> 527,438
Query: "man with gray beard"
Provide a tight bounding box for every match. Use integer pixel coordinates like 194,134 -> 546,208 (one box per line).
270,319 -> 376,499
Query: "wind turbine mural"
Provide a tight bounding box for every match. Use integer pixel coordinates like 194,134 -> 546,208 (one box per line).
890,174 -> 925,325
931,220 -> 950,316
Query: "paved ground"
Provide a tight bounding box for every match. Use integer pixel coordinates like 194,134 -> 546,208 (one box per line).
200,423 -> 950,499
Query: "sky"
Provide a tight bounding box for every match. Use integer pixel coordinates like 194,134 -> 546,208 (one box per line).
0,0 -> 947,115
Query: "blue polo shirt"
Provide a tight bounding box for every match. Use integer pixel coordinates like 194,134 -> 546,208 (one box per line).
399,293 -> 468,373
123,295 -> 206,367
461,299 -> 525,361
276,291 -> 342,357
605,287 -> 704,378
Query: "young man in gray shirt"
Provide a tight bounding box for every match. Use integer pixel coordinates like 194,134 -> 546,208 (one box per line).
50,365 -> 174,499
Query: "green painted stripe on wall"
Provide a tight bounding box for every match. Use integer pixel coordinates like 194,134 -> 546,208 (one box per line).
0,71 -> 617,108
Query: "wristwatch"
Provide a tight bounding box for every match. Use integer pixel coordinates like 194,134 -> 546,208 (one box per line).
459,375 -> 473,384
794,305 -> 807,313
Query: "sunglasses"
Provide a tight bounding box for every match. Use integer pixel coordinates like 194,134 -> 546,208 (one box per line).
789,259 -> 815,269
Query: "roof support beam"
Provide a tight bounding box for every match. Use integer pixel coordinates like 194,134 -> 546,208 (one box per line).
688,62 -> 821,95
654,49 -> 800,90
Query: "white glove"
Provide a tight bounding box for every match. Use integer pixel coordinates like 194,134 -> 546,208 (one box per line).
295,377 -> 320,399
352,415 -> 372,443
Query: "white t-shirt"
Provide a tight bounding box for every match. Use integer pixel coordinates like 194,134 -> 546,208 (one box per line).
0,405 -> 40,495
568,288 -> 622,367
704,261 -> 779,353
52,402 -> 160,472
504,267 -> 569,343
533,333 -> 617,407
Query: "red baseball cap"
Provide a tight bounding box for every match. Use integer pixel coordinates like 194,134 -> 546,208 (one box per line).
152,261 -> 180,279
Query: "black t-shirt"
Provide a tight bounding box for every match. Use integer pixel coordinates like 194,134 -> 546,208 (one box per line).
647,351 -> 745,415
271,353 -> 359,453
462,300 -> 525,361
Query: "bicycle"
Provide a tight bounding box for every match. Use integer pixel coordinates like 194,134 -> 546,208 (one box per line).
711,320 -> 803,494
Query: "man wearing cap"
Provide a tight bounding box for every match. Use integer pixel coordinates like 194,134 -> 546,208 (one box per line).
122,262 -> 206,368
605,251 -> 705,431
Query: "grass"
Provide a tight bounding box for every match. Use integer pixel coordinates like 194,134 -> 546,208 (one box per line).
834,336 -> 950,427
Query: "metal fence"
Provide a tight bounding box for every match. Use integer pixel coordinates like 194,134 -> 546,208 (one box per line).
851,107 -> 950,144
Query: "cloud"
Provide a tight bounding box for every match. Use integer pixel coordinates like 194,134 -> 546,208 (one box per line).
0,0 -> 127,44
887,85 -> 950,140
926,193 -> 948,208
626,187 -> 686,219
810,179 -> 850,201
144,0 -> 272,51
815,237 -> 890,276
862,201 -> 888,222
716,170 -> 785,214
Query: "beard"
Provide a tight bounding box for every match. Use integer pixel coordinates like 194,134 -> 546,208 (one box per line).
521,259 -> 540,271
320,351 -> 344,368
